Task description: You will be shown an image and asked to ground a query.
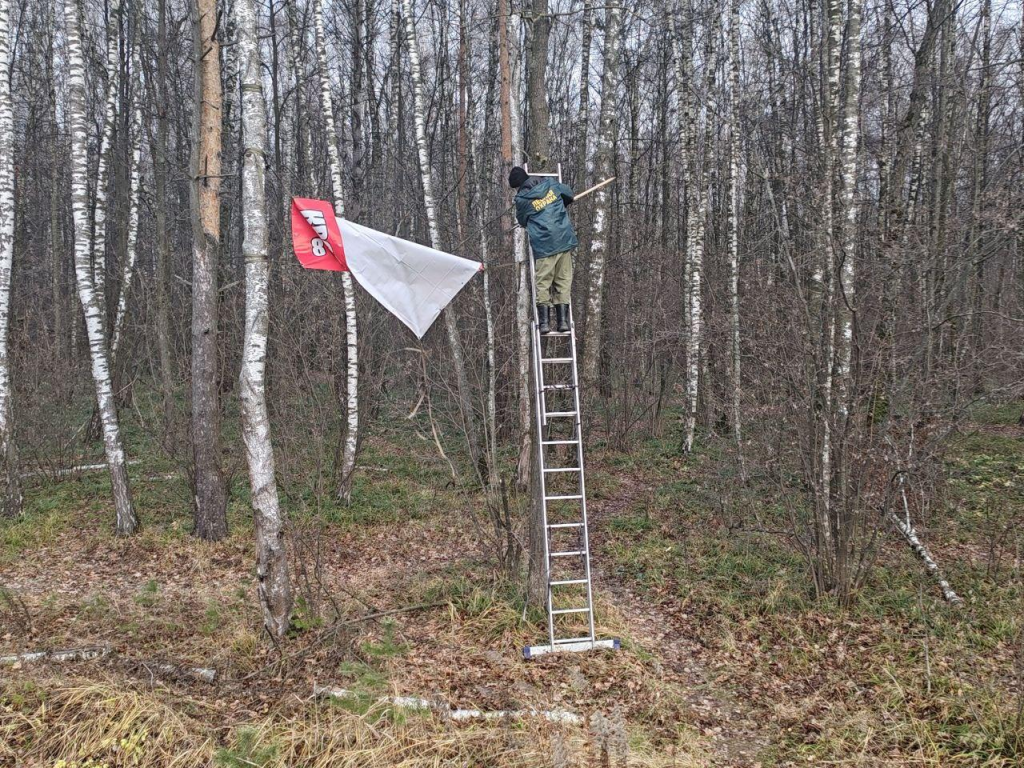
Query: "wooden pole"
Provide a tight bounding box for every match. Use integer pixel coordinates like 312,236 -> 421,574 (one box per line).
573,176 -> 616,202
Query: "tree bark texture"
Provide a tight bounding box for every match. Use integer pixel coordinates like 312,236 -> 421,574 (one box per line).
191,0 -> 229,540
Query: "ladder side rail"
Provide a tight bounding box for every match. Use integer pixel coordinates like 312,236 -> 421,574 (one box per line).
521,168 -> 555,648
528,277 -> 556,649
567,314 -> 597,644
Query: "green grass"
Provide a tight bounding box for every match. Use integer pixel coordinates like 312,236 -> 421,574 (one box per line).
215,727 -> 278,768
970,401 -> 1024,426
600,413 -> 1024,766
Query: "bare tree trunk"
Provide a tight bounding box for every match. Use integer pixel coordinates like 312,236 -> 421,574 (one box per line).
191,0 -> 228,540
285,0 -> 311,193
524,0 -> 553,605
65,0 -> 138,535
236,0 -> 293,640
497,0 -> 512,164
313,0 -> 360,503
503,2 -> 533,491
91,0 -> 121,312
575,0 -> 593,185
457,0 -> 470,237
968,0 -> 991,369
467,6 -> 500,487
526,0 -> 551,170
0,0 -> 21,517
45,1 -> 64,360
726,0 -> 744,476
401,0 -> 486,479
679,2 -> 709,454
350,0 -> 367,221
111,47 -> 144,363
581,0 -> 620,394
153,0 -> 175,433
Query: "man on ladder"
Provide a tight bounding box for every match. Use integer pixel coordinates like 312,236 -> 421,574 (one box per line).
508,166 -> 577,335
511,163 -> 618,659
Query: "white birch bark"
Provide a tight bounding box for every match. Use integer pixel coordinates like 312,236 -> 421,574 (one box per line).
91,0 -> 122,303
834,0 -> 861,425
235,0 -> 293,639
581,0 -> 621,393
64,0 -> 138,535
727,0 -> 744,475
681,8 -> 710,454
891,484 -> 961,604
110,47 -> 144,362
285,0 -> 311,193
469,88 -> 499,486
314,0 -> 360,503
0,0 -> 22,516
670,3 -> 694,445
509,4 -> 533,488
401,0 -> 485,478
815,0 -> 844,585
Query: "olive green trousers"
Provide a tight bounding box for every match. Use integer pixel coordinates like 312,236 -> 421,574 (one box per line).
534,249 -> 573,306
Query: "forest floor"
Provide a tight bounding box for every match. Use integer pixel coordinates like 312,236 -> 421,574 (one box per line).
1,400 -> 1023,767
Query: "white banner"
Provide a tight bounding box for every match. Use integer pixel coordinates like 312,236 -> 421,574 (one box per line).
339,218 -> 482,339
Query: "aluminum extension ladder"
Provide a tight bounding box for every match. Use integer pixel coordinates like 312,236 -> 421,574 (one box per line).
522,164 -> 619,660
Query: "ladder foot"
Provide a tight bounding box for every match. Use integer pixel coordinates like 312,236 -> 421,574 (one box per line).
523,638 -> 620,659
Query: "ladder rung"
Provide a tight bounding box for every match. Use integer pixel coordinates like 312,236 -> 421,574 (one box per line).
545,494 -> 583,501
551,550 -> 586,557
554,636 -> 596,644
545,411 -> 577,418
543,331 -> 572,337
551,607 -> 591,615
550,578 -> 588,586
543,384 -> 575,391
542,440 -> 577,445
547,522 -> 583,529
544,467 -> 581,473
542,357 -> 573,363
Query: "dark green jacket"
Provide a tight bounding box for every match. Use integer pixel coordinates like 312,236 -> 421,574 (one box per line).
514,177 -> 578,259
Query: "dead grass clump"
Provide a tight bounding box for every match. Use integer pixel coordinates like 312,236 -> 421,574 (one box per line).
1,674 -> 703,768
0,676 -> 215,767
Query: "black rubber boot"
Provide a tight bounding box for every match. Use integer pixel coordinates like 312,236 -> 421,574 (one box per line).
536,304 -> 550,334
556,304 -> 570,333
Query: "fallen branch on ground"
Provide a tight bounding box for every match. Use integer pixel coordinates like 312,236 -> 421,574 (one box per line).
313,684 -> 583,725
889,492 -> 962,604
240,602 -> 446,682
132,659 -> 218,683
0,646 -> 110,666
20,460 -> 141,480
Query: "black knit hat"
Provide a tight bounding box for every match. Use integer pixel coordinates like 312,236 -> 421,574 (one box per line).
508,166 -> 528,189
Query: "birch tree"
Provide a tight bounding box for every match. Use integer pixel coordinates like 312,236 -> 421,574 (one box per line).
152,0 -> 175,432
191,0 -> 228,539
313,0 -> 360,503
676,1 -> 709,454
111,47 -> 144,363
64,0 -> 138,535
581,0 -> 621,394
90,0 -> 122,307
727,0 -> 744,474
0,0 -> 20,517
401,0 -> 486,479
505,2 -> 534,490
235,0 -> 293,639
574,0 -> 593,184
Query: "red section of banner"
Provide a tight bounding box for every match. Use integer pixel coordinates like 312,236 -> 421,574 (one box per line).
291,197 -> 347,271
